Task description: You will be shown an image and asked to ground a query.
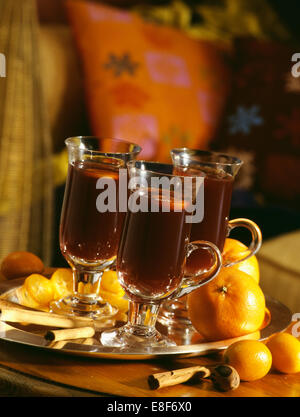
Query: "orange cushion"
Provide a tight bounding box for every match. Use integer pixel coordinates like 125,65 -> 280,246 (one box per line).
66,0 -> 230,161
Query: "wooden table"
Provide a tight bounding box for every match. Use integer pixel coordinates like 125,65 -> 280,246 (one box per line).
0,326 -> 299,397
0,280 -> 299,397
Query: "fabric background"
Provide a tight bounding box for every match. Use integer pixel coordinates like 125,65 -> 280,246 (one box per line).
0,0 -> 54,264
66,0 -> 231,162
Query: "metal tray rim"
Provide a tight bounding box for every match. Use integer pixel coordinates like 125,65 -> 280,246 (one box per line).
0,287 -> 293,360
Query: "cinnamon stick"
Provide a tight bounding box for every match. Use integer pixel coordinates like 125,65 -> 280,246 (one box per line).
148,366 -> 211,390
47,340 -> 68,350
148,364 -> 240,391
0,305 -> 93,328
82,337 -> 95,345
44,326 -> 95,342
47,337 -> 95,349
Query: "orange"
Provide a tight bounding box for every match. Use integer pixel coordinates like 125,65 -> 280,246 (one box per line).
17,285 -> 42,310
223,238 -> 260,283
1,251 -> 44,280
94,270 -> 128,314
50,268 -> 73,300
114,311 -> 128,323
266,332 -> 300,374
24,274 -> 54,306
187,267 -> 266,341
99,289 -> 129,313
100,270 -> 124,295
224,340 -> 272,381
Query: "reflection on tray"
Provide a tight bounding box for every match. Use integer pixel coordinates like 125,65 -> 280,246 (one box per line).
0,281 -> 293,359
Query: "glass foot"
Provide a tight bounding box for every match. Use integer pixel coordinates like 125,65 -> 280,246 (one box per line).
100,324 -> 176,349
157,299 -> 198,344
50,295 -> 118,319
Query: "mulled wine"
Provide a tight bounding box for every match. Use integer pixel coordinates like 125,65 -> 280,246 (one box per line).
60,159 -> 125,263
117,190 -> 191,300
174,166 -> 233,272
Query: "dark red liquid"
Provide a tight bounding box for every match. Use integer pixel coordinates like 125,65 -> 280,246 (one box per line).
175,166 -> 233,272
60,160 -> 125,262
117,191 -> 191,300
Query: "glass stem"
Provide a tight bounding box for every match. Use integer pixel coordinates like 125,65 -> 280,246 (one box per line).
73,269 -> 104,303
126,301 -> 161,338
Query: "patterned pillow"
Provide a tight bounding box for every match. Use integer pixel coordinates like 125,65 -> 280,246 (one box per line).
66,0 -> 230,161
212,38 -> 300,208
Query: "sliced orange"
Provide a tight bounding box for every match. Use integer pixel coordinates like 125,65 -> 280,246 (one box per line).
24,274 -> 54,306
99,289 -> 128,313
100,270 -> 124,295
50,268 -> 73,300
114,311 -> 128,322
17,285 -> 41,310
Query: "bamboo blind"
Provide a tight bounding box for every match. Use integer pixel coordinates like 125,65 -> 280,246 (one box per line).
0,0 -> 54,265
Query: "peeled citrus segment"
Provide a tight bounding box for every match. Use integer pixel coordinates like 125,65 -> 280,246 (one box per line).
24,274 -> 54,306
100,270 -> 124,295
50,268 -> 73,300
99,289 -> 128,313
17,285 -> 41,310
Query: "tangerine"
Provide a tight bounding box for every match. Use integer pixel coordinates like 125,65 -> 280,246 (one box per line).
1,251 -> 44,280
187,267 -> 265,341
266,332 -> 300,374
100,270 -> 124,295
223,238 -> 260,283
224,340 -> 272,381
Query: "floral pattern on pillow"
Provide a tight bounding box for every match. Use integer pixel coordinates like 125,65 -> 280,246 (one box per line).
67,0 -> 230,162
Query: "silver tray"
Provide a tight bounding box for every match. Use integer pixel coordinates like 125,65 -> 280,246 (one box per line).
0,282 -> 292,360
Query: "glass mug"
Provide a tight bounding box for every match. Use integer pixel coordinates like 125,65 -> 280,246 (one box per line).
50,136 -> 141,318
158,149 -> 262,337
100,161 -> 222,349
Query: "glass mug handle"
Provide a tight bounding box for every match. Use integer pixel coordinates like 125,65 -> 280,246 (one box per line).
169,240 -> 222,300
224,218 -> 262,268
